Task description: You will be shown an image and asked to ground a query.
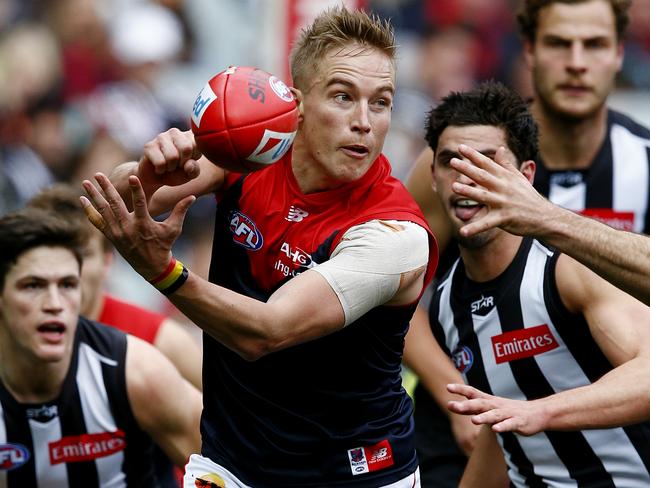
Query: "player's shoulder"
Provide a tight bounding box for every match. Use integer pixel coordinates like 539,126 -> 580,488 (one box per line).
343,219 -> 428,249
77,316 -> 128,362
608,109 -> 650,140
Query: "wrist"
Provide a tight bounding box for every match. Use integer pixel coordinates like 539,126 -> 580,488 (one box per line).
149,256 -> 189,295
532,397 -> 554,433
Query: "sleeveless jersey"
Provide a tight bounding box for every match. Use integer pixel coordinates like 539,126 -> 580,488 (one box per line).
99,294 -> 164,344
414,108 -> 650,485
534,110 -> 650,233
0,317 -> 156,487
202,154 -> 437,487
430,237 -> 650,487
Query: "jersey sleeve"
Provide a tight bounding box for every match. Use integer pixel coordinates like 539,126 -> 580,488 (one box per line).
311,219 -> 429,326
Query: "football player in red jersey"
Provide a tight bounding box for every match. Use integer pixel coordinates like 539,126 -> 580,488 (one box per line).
82,6 -> 438,488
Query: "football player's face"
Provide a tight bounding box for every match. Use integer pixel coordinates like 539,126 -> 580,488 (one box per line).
0,246 -> 80,363
293,43 -> 394,189
526,0 -> 623,121
432,125 -> 517,249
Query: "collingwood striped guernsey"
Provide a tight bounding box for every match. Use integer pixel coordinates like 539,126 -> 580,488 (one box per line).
0,317 -> 156,487
534,110 -> 650,233
430,237 -> 650,487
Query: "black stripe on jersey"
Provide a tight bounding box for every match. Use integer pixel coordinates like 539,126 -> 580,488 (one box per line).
5,402 -> 38,487
449,263 -> 491,394
77,319 -> 156,486
428,288 -> 451,358
645,146 -> 650,234
542,251 -> 613,382
498,243 -> 614,487
623,423 -> 650,475
447,262 -> 544,486
584,127 -> 613,209
60,338 -> 100,487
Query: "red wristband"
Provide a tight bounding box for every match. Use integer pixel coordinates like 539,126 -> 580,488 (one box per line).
149,257 -> 177,285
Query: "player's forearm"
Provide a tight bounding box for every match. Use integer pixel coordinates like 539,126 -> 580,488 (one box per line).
164,271 -> 341,361
536,357 -> 650,431
165,273 -> 284,360
403,308 -> 464,411
533,205 -> 650,305
459,426 -> 508,488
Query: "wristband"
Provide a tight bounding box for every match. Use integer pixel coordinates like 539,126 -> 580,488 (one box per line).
149,257 -> 189,295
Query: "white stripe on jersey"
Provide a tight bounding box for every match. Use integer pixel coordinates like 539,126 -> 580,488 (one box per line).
76,343 -> 125,488
612,123 -> 650,232
436,261 -> 459,356
548,180 -> 586,212
31,418 -> 68,486
467,255 -> 576,486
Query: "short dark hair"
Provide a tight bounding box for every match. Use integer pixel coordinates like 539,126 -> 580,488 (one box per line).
425,81 -> 539,166
517,0 -> 631,42
0,207 -> 84,290
27,183 -> 113,252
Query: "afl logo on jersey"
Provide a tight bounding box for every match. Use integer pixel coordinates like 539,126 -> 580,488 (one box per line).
0,444 -> 30,471
229,210 -> 263,251
452,345 -> 474,374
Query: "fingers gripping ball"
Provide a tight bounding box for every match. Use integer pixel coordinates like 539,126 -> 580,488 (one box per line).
190,66 -> 299,173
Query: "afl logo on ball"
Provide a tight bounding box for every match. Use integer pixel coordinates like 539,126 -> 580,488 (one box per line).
269,76 -> 294,103
247,129 -> 296,165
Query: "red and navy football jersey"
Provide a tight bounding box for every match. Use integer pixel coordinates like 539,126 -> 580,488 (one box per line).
201,153 -> 437,487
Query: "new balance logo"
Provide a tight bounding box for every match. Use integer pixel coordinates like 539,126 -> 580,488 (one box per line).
285,206 -> 309,222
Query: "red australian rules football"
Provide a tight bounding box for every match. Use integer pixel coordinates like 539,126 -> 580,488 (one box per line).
190,66 -> 299,173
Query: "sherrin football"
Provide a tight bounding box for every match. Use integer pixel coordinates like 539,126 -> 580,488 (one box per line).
190,66 -> 300,173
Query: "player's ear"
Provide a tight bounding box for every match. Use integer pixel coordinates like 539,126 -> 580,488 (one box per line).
523,39 -> 535,70
290,87 -> 304,121
520,159 -> 536,183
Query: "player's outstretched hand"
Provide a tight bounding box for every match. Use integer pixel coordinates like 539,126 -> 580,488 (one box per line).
446,383 -> 548,436
136,128 -> 203,195
81,173 -> 195,280
450,145 -> 554,238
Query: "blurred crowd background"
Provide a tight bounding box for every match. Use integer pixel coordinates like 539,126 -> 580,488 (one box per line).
1,0 -> 648,329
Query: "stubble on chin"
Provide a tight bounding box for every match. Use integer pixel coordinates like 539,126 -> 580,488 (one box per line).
454,229 -> 492,250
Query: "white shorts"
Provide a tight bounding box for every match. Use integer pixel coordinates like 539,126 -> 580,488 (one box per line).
184,453 -> 421,488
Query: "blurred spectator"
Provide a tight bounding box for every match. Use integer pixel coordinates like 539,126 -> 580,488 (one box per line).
417,26 -> 480,102
0,23 -> 61,212
77,1 -> 186,164
43,0 -> 119,101
620,0 -> 650,87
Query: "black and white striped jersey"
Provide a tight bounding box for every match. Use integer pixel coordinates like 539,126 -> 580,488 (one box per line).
0,318 -> 156,487
534,110 -> 650,233
430,238 -> 650,487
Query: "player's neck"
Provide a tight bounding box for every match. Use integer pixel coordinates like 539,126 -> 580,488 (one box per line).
532,102 -> 608,171
0,341 -> 70,403
460,232 -> 523,283
84,293 -> 105,321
